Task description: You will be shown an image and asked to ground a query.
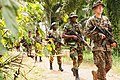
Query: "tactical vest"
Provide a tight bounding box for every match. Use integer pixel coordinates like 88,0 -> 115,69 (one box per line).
86,15 -> 112,51
64,22 -> 82,45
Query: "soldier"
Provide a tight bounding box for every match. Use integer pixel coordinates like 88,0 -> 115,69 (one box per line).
47,22 -> 64,71
34,29 -> 42,62
62,12 -> 84,80
20,36 -> 27,51
86,1 -> 117,80
26,31 -> 33,57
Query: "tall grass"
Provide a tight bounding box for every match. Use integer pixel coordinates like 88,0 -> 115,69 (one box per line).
68,48 -> 120,74
84,50 -> 120,75
83,50 -> 93,63
62,49 -> 94,65
61,48 -> 120,74
112,55 -> 120,75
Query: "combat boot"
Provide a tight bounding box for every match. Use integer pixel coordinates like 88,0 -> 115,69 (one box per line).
35,56 -> 37,62
92,70 -> 97,80
58,64 -> 63,71
75,69 -> 80,80
39,56 -> 42,62
50,63 -> 53,70
71,68 -> 76,76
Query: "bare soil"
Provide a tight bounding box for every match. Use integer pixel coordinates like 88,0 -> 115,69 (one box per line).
19,53 -> 120,80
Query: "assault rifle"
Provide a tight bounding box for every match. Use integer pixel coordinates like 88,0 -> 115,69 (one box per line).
48,34 -> 64,46
71,30 -> 91,49
90,26 -> 117,44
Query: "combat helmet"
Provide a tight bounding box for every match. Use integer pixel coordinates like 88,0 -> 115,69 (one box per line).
69,12 -> 78,19
50,22 -> 57,30
92,0 -> 105,9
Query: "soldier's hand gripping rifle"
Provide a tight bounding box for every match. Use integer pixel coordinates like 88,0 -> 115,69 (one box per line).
71,30 -> 91,49
90,25 -> 117,44
48,33 -> 64,46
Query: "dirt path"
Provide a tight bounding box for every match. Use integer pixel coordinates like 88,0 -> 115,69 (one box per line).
19,54 -> 120,80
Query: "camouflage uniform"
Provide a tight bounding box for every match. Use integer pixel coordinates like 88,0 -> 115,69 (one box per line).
64,22 -> 84,69
26,31 -> 33,57
86,14 -> 112,80
63,13 -> 84,80
48,22 -> 63,71
35,29 -> 42,62
20,36 -> 27,51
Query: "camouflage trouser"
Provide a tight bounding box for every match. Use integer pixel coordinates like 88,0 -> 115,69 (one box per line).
27,44 -> 32,56
49,47 -> 62,64
70,46 -> 83,69
92,50 -> 112,80
35,49 -> 42,62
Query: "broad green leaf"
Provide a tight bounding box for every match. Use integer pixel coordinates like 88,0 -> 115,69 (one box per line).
1,0 -> 12,7
1,0 -> 19,37
2,6 -> 18,37
10,0 -> 19,10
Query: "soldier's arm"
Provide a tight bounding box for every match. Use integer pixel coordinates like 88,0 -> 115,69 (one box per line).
46,36 -> 55,41
105,16 -> 117,47
85,18 -> 103,43
85,19 -> 95,38
62,31 -> 79,40
62,32 -> 72,38
62,25 -> 78,40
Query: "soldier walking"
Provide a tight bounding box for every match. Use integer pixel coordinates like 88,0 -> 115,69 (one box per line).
62,13 -> 85,80
26,31 -> 33,57
34,29 -> 42,62
86,1 -> 117,80
47,22 -> 64,71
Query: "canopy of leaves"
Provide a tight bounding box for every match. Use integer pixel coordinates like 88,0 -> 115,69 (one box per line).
105,0 -> 120,55
0,0 -> 120,54
17,1 -> 45,37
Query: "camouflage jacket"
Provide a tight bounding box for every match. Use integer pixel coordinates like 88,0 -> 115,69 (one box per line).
86,15 -> 112,51
63,22 -> 84,47
26,36 -> 33,45
36,35 -> 42,44
48,29 -> 61,46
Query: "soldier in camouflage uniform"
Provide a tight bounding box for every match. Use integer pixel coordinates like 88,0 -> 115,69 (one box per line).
26,31 -> 33,57
20,36 -> 27,51
47,22 -> 63,71
62,13 -> 84,80
34,29 -> 42,62
86,1 -> 117,80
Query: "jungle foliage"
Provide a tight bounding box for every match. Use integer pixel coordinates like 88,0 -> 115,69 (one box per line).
0,0 -> 120,80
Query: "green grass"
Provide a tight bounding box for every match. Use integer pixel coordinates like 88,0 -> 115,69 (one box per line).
83,50 -> 120,75
112,55 -> 120,75
83,50 -> 93,63
62,49 -> 94,65
63,56 -> 72,65
84,50 -> 120,75
63,48 -> 120,75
